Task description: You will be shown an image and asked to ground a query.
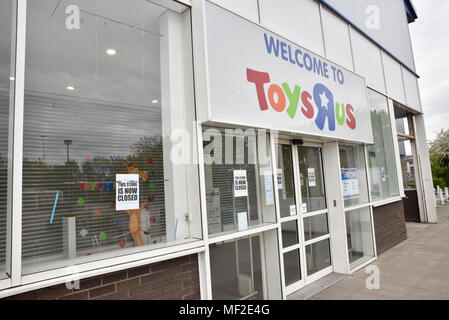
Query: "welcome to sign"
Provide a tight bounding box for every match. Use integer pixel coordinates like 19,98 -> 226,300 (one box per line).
203,1 -> 373,144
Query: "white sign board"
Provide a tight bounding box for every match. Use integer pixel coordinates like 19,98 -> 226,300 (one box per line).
116,174 -> 139,211
233,170 -> 248,197
204,2 -> 373,144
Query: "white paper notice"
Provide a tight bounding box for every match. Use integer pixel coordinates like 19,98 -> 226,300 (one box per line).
301,203 -> 308,214
263,172 -> 274,205
290,205 -> 296,216
308,168 -> 316,187
277,169 -> 283,189
237,211 -> 248,231
116,174 -> 139,211
233,170 -> 248,197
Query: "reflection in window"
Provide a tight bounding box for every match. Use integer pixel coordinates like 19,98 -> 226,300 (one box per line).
298,147 -> 326,213
0,0 -> 14,278
339,144 -> 369,208
346,207 -> 375,269
281,220 -> 298,248
306,239 -> 331,276
303,213 -> 329,241
277,144 -> 296,218
283,249 -> 301,287
367,89 -> 399,201
203,127 -> 276,235
210,236 -> 263,300
22,0 -> 199,274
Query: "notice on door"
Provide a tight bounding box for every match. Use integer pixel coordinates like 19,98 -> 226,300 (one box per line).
263,172 -> 274,205
233,170 -> 248,197
341,168 -> 359,200
308,168 -> 316,187
116,174 -> 139,211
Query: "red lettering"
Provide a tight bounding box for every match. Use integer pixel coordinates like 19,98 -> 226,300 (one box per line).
346,104 -> 356,129
247,68 -> 271,111
301,90 -> 314,119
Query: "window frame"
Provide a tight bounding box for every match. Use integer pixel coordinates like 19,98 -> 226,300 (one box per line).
366,88 -> 401,203
0,0 -> 207,296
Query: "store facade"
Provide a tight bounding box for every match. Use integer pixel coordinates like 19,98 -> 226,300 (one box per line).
0,0 -> 436,300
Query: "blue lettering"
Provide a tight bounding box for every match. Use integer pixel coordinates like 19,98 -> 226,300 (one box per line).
264,33 -> 280,57
313,58 -> 324,77
295,49 -> 304,68
280,41 -> 288,61
323,62 -> 329,79
304,53 -> 313,71
288,45 -> 296,64
337,69 -> 344,84
313,83 -> 335,131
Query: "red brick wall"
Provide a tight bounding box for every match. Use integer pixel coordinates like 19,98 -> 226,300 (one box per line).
6,254 -> 200,300
373,200 -> 407,254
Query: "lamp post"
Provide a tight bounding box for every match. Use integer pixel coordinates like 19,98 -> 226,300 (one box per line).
64,140 -> 72,163
40,135 -> 47,163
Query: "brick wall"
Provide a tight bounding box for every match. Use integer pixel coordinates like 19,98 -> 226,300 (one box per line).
373,200 -> 407,254
6,254 -> 200,300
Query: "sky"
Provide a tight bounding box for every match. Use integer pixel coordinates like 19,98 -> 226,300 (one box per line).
408,0 -> 449,141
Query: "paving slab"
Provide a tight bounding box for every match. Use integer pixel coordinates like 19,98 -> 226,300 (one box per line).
304,204 -> 449,300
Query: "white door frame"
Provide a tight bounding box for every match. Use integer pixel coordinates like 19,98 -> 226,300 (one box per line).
277,140 -> 333,295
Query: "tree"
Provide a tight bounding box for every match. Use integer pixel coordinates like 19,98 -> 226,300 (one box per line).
429,129 -> 449,188
430,129 -> 449,156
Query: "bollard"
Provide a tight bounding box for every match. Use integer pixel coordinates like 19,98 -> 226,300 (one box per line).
445,187 -> 449,201
438,187 -> 444,205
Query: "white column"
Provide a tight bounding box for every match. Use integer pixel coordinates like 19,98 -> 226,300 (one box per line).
322,142 -> 349,274
160,10 -> 201,242
413,114 -> 438,222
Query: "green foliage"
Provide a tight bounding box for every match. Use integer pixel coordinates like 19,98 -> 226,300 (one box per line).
429,129 -> 449,188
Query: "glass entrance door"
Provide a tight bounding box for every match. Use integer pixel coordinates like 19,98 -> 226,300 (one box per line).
277,142 -> 332,295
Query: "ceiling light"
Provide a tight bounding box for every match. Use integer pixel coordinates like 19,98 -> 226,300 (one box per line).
106,48 -> 117,56
9,76 -> 15,81
66,85 -> 75,91
152,99 -> 159,104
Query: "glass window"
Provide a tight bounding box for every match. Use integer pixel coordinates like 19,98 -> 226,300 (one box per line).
303,213 -> 329,241
22,0 -> 200,274
306,239 -> 331,276
367,89 -> 399,201
346,207 -> 375,269
298,147 -> 326,213
339,144 -> 369,208
281,221 -> 298,248
210,236 -> 264,300
277,144 -> 296,218
283,249 -> 301,287
203,126 -> 276,235
0,0 -> 15,279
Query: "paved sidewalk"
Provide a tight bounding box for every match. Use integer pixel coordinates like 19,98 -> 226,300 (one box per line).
309,204 -> 449,300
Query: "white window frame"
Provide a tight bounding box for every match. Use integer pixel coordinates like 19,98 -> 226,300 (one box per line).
0,0 -> 210,298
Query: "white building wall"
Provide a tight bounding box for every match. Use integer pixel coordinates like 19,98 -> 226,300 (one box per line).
258,0 -> 325,56
320,7 -> 354,71
207,0 -> 260,22
402,67 -> 422,112
381,51 -> 407,105
349,27 -> 386,95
